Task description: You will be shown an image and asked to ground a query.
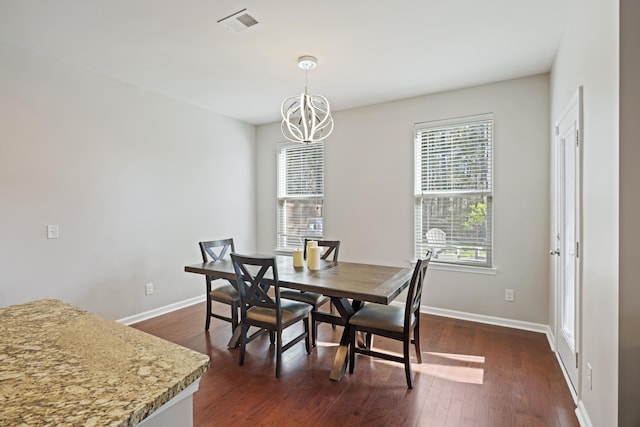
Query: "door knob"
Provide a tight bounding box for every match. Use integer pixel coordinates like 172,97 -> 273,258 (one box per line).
550,249 -> 560,256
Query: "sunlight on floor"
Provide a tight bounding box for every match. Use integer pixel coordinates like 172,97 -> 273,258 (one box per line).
315,340 -> 339,348
425,351 -> 485,364
368,350 -> 486,384
416,351 -> 485,384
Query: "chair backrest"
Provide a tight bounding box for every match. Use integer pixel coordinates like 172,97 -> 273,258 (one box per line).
230,254 -> 281,321
404,251 -> 432,329
303,238 -> 341,262
199,238 -> 235,263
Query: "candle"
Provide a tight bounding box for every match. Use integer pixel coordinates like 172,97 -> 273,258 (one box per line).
306,240 -> 318,259
293,250 -> 304,268
307,246 -> 321,270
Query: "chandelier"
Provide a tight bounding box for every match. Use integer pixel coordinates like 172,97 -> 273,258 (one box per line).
281,56 -> 334,143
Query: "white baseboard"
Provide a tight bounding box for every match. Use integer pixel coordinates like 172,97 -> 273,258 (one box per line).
546,326 -> 557,352
416,304 -> 550,334
122,297 -> 550,333
554,350 -> 578,404
127,298 -> 553,344
117,295 -> 206,325
418,304 -> 558,360
575,400 -> 594,427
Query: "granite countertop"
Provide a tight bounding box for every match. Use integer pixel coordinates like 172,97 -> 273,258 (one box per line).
0,299 -> 209,427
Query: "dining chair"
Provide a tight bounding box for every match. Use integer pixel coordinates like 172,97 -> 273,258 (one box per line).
231,253 -> 312,378
199,238 -> 240,333
302,238 -> 340,262
280,239 -> 340,346
348,251 -> 432,388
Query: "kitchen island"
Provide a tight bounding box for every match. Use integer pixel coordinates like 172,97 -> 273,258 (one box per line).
0,299 -> 209,427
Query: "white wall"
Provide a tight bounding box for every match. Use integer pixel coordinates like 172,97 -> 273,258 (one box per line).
550,0 -> 619,425
257,75 -> 551,324
0,44 -> 256,320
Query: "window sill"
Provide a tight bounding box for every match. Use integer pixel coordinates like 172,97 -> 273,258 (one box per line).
411,259 -> 497,275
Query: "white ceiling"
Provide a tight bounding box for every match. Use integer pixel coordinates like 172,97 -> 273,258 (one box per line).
0,0 -> 570,125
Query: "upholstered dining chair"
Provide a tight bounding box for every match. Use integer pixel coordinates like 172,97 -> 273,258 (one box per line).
348,251 -> 432,388
199,238 -> 240,333
281,239 -> 340,346
230,253 -> 312,378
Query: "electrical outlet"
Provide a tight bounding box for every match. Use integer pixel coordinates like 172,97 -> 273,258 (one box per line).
504,289 -> 515,302
145,283 -> 154,295
47,224 -> 59,239
587,363 -> 593,390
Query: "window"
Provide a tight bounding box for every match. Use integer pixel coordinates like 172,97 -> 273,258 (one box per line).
414,114 -> 493,267
277,141 -> 324,250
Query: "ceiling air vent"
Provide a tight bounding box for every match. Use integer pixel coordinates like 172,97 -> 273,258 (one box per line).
218,9 -> 259,32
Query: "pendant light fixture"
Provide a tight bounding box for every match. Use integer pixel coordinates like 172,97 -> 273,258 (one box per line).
281,55 -> 334,143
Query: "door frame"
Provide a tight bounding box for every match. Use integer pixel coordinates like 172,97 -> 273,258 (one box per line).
551,86 -> 583,401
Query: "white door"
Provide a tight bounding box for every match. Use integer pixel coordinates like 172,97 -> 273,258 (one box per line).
552,88 -> 582,395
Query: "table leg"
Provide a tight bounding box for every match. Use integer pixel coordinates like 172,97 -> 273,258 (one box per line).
227,325 -> 241,348
349,300 -> 372,349
328,297 -> 356,381
329,325 -> 351,381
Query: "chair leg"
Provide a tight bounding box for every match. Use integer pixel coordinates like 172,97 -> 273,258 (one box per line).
275,329 -> 283,378
403,338 -> 413,389
231,301 -> 239,331
269,331 -> 276,344
311,311 -> 318,347
239,323 -> 249,366
348,326 -> 357,374
205,294 -> 212,331
365,332 -> 373,350
413,321 -> 422,364
304,316 -> 316,354
329,302 -> 336,330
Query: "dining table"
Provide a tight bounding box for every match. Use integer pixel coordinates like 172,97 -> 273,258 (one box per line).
184,254 -> 413,381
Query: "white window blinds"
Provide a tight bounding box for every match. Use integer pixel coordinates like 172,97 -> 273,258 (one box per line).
277,141 -> 324,250
414,114 -> 493,267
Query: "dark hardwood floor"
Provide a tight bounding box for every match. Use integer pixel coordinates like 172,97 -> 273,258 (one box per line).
131,302 -> 579,427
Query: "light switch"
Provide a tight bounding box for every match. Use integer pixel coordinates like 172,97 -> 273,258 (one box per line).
47,225 -> 59,239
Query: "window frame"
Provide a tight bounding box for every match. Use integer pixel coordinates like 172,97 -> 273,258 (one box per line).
276,141 -> 325,251
414,113 -> 494,268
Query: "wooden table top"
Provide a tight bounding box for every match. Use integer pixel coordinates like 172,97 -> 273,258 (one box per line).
185,255 -> 413,305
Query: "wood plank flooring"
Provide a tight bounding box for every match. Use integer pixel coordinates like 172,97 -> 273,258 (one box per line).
131,302 -> 579,427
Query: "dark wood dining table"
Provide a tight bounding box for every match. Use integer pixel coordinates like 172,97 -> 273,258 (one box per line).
184,254 -> 413,381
